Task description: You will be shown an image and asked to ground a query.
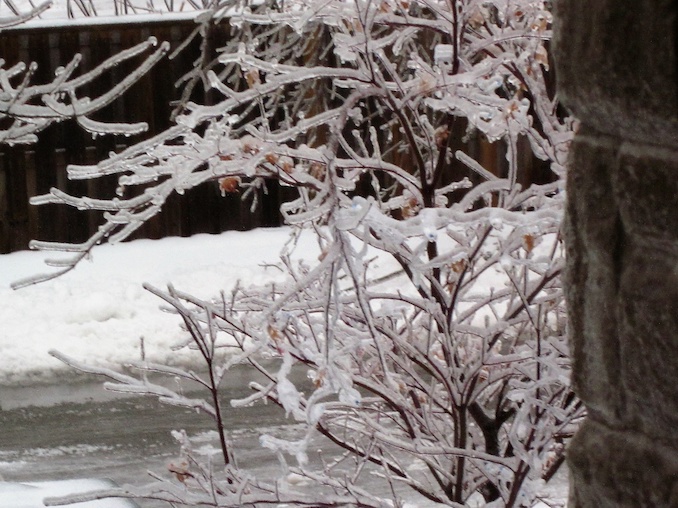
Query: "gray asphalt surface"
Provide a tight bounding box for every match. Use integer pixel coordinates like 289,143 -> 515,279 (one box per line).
0,367 -> 302,507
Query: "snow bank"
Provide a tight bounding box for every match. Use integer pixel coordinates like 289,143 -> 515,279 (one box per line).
0,228 -> 318,386
0,225 -> 546,387
0,479 -> 138,507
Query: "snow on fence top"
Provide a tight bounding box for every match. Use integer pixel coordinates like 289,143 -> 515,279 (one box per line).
0,0 -> 208,28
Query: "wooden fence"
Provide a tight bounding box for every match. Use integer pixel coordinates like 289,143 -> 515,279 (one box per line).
0,19 -> 290,254
0,19 -> 552,254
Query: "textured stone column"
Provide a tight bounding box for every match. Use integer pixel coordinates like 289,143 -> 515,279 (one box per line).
553,2 -> 678,506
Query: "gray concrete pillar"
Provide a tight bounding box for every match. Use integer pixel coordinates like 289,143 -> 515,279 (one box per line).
553,1 -> 678,506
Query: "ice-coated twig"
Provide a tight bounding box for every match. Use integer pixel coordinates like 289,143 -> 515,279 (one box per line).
0,0 -> 52,27
0,37 -> 168,145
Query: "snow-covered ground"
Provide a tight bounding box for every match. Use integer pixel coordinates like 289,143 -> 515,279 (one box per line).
0,227 -> 323,386
0,227 -> 569,506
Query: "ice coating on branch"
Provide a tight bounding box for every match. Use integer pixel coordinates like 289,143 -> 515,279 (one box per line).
334,197 -> 372,231
259,434 -> 309,467
418,208 -> 439,242
434,44 -> 454,66
0,0 -> 51,28
0,36 -> 166,147
24,0 -> 580,506
78,116 -> 149,137
276,352 -> 303,418
338,385 -> 361,406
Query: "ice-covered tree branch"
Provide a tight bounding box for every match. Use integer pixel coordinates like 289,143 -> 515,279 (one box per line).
30,0 -> 583,506
0,36 -> 169,145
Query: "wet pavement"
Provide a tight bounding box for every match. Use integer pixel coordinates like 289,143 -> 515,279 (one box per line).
0,366 -> 304,507
0,368 -> 569,507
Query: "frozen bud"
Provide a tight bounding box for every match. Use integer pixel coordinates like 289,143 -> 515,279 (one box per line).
265,153 -> 279,164
434,125 -> 449,149
219,176 -> 240,195
419,73 -> 436,92
168,459 -> 191,483
531,15 -> 549,33
309,161 -> 326,180
278,156 -> 294,174
450,259 -> 467,274
401,197 -> 420,219
504,100 -> 519,116
268,324 -> 282,341
378,0 -> 391,13
240,136 -> 261,155
534,44 -> 549,70
523,234 -> 535,253
311,368 -> 326,388
245,68 -> 260,88
468,7 -> 485,28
